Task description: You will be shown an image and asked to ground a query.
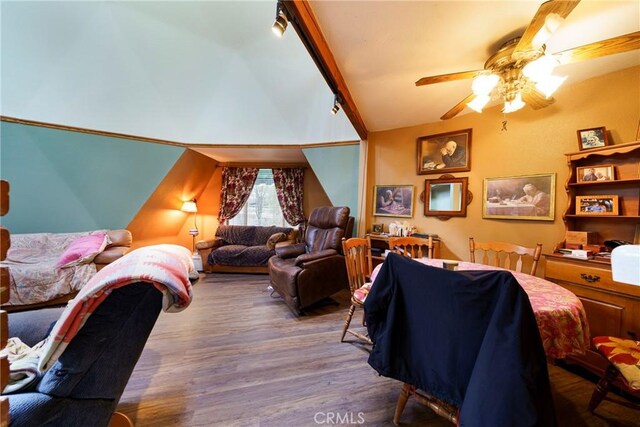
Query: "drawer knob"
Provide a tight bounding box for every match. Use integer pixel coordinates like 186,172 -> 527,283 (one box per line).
580,273 -> 600,283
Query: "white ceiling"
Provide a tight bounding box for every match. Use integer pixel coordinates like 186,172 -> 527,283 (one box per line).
1,0 -> 638,157
0,1 -> 359,146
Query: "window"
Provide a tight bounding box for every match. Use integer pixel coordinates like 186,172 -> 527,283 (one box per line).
229,169 -> 292,227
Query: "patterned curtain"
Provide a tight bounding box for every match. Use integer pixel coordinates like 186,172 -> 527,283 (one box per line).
218,167 -> 259,223
272,168 -> 306,237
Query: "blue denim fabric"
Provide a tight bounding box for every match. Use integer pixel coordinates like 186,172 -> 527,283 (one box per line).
8,282 -> 162,426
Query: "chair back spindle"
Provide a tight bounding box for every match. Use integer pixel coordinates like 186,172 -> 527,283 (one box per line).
469,238 -> 542,276
342,237 -> 372,295
388,236 -> 434,259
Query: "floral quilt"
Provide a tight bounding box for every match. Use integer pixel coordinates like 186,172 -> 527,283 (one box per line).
1,231 -> 106,307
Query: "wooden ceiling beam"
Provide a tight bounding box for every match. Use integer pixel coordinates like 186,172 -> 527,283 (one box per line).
283,0 -> 368,140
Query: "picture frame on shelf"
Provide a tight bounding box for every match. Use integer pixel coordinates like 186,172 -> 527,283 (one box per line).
576,164 -> 615,182
482,173 -> 555,221
371,223 -> 384,234
577,126 -> 609,151
417,128 -> 471,175
374,185 -> 414,218
575,195 -> 619,216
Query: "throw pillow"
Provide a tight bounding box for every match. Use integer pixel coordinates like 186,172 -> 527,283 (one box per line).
266,232 -> 288,250
56,233 -> 110,268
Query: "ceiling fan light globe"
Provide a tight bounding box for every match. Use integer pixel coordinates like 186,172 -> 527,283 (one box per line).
471,74 -> 499,95
535,75 -> 567,98
467,95 -> 490,113
502,92 -> 526,113
523,55 -> 559,82
532,13 -> 564,49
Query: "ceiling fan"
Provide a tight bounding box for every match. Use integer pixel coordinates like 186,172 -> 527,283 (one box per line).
415,0 -> 640,120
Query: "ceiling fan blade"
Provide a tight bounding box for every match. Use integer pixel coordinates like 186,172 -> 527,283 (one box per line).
513,0 -> 580,59
523,88 -> 555,110
554,31 -> 640,65
440,94 -> 475,120
416,70 -> 482,86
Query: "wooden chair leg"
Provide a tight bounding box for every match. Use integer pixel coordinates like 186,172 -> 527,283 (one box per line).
588,363 -> 619,413
393,383 -> 413,425
340,304 -> 356,342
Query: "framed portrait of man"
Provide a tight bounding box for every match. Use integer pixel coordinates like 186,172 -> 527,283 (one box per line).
417,128 -> 472,175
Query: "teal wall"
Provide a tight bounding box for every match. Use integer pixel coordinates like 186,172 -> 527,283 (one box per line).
303,144 -> 360,226
0,122 -> 183,233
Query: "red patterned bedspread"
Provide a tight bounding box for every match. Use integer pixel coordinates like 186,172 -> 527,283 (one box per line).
371,258 -> 589,359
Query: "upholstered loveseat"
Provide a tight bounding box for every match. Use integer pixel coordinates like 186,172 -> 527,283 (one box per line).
195,225 -> 297,273
1,229 -> 132,312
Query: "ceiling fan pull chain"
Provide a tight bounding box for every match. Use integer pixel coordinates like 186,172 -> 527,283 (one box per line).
501,120 -> 508,132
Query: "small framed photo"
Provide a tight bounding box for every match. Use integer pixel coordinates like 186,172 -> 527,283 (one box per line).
576,164 -> 615,182
576,195 -> 619,216
483,173 -> 556,221
577,127 -> 609,150
374,185 -> 414,218
371,223 -> 384,234
417,128 -> 472,175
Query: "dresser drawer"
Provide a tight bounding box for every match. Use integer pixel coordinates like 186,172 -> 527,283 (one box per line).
545,257 -> 640,297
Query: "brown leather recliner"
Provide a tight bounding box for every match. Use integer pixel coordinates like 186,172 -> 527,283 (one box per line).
268,206 -> 354,314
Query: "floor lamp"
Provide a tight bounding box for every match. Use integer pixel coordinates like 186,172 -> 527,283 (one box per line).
181,199 -> 198,253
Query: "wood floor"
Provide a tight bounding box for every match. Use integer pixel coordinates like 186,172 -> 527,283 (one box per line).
119,274 -> 639,426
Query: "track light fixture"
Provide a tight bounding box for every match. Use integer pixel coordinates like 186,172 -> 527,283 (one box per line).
331,95 -> 341,115
272,1 -> 288,37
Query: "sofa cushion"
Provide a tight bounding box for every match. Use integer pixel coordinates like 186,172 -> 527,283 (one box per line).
208,245 -> 277,267
266,232 -> 288,250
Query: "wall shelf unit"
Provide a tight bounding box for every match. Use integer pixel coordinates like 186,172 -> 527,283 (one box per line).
544,141 -> 640,383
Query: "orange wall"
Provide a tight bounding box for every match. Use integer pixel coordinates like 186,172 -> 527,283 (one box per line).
366,66 -> 640,273
128,149 -> 219,250
303,168 -> 333,216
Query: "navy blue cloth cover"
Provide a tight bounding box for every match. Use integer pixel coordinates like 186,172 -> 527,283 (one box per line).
365,254 -> 556,427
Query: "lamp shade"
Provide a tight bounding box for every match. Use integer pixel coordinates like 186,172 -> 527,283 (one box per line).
502,92 -> 526,113
471,74 -> 499,96
467,94 -> 490,113
522,55 -> 559,82
535,75 -> 567,98
181,200 -> 197,213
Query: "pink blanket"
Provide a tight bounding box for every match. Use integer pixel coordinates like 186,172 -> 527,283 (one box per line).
37,244 -> 195,371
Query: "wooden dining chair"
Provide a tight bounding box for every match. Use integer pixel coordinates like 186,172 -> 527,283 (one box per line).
469,237 -> 543,276
587,337 -> 640,413
388,236 -> 434,259
340,237 -> 373,344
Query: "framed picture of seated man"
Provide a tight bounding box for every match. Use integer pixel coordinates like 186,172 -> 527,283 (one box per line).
417,128 -> 472,175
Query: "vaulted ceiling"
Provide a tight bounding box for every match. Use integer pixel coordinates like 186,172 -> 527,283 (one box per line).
2,0 -> 639,159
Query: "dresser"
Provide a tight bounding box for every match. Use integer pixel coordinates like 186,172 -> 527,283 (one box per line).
544,254 -> 640,376
544,140 -> 640,380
